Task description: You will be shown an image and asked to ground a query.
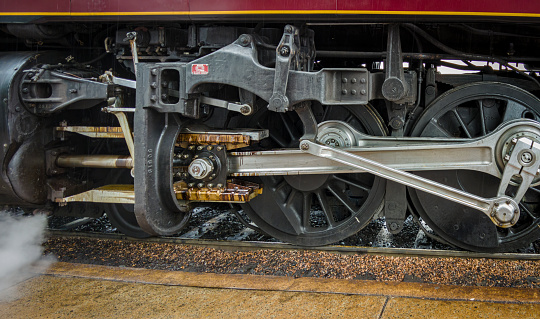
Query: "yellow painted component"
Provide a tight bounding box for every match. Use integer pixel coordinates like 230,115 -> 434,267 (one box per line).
56,126 -> 125,138
57,180 -> 262,204
2,11 -> 540,18
57,184 -> 135,204
175,179 -> 263,203
176,134 -> 250,150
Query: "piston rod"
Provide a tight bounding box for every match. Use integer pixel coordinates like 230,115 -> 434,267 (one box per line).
56,155 -> 133,169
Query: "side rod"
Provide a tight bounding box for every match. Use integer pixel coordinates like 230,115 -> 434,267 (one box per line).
299,139 -> 520,228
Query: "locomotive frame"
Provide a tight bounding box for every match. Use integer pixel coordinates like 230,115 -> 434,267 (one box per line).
2,1 -> 540,252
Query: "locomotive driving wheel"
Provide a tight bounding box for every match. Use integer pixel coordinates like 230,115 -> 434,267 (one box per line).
241,104 -> 387,246
409,82 -> 540,252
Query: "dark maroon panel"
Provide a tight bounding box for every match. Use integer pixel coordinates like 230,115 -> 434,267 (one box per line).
2,0 -> 540,16
70,0 -> 189,13
336,0 -> 540,14
1,0 -> 69,12
188,0 -> 336,12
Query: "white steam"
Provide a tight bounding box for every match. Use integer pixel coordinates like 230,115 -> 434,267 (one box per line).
0,212 -> 54,301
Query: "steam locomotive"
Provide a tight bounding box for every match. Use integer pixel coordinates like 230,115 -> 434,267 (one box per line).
2,1 -> 540,252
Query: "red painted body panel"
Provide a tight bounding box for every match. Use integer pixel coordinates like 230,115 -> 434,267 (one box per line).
70,0 -> 189,14
2,0 -> 540,22
0,0 -> 70,13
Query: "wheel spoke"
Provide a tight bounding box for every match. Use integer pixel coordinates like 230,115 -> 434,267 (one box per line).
269,130 -> 288,148
315,190 -> 337,227
282,189 -> 302,234
327,184 -> 357,214
477,99 -> 487,135
331,175 -> 371,193
519,203 -> 536,220
302,192 -> 314,229
279,113 -> 301,141
452,109 -> 472,138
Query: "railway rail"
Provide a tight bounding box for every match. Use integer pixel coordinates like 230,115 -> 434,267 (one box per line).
46,228 -> 540,261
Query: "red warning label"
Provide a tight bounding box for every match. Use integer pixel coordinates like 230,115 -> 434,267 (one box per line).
191,64 -> 209,75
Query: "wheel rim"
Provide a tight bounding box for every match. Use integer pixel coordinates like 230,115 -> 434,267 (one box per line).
409,82 -> 540,252
241,104 -> 387,246
105,169 -> 150,238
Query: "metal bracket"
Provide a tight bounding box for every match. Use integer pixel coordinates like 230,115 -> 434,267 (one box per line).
382,24 -> 409,103
268,25 -> 299,113
20,69 -> 109,114
497,137 -> 540,211
125,31 -> 139,75
200,96 -> 252,115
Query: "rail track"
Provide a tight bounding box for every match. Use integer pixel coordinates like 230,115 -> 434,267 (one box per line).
46,228 -> 540,261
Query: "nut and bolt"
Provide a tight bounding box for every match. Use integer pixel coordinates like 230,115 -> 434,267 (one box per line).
197,183 -> 205,188
341,89 -> 347,95
238,35 -> 251,46
188,146 -> 195,150
207,145 -> 213,151
197,146 -> 204,150
351,90 -> 357,95
360,89 -> 366,95
217,183 -> 223,188
151,69 -> 158,76
351,78 -> 357,83
300,143 -> 309,151
279,45 -> 290,57
342,78 -> 348,83
207,183 -> 214,188
188,158 -> 214,179
521,151 -> 533,164
188,183 -> 195,188
240,105 -> 251,114
360,78 -> 366,83
504,154 -> 511,161
216,146 -> 223,151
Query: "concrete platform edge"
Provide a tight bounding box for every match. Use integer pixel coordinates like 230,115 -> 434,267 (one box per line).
42,262 -> 540,304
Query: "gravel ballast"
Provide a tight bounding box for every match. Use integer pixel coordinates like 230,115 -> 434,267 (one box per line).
44,237 -> 540,289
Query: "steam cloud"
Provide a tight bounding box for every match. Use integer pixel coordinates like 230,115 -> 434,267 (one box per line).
0,212 -> 54,301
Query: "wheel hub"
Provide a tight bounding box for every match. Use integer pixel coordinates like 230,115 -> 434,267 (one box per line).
316,121 -> 357,147
284,174 -> 329,192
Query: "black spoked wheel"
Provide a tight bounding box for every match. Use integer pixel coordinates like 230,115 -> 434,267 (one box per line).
105,169 -> 150,238
409,82 -> 540,252
241,103 -> 387,246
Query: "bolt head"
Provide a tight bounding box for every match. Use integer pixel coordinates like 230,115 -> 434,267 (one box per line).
300,142 -> 309,151
188,158 -> 214,179
279,45 -> 290,57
